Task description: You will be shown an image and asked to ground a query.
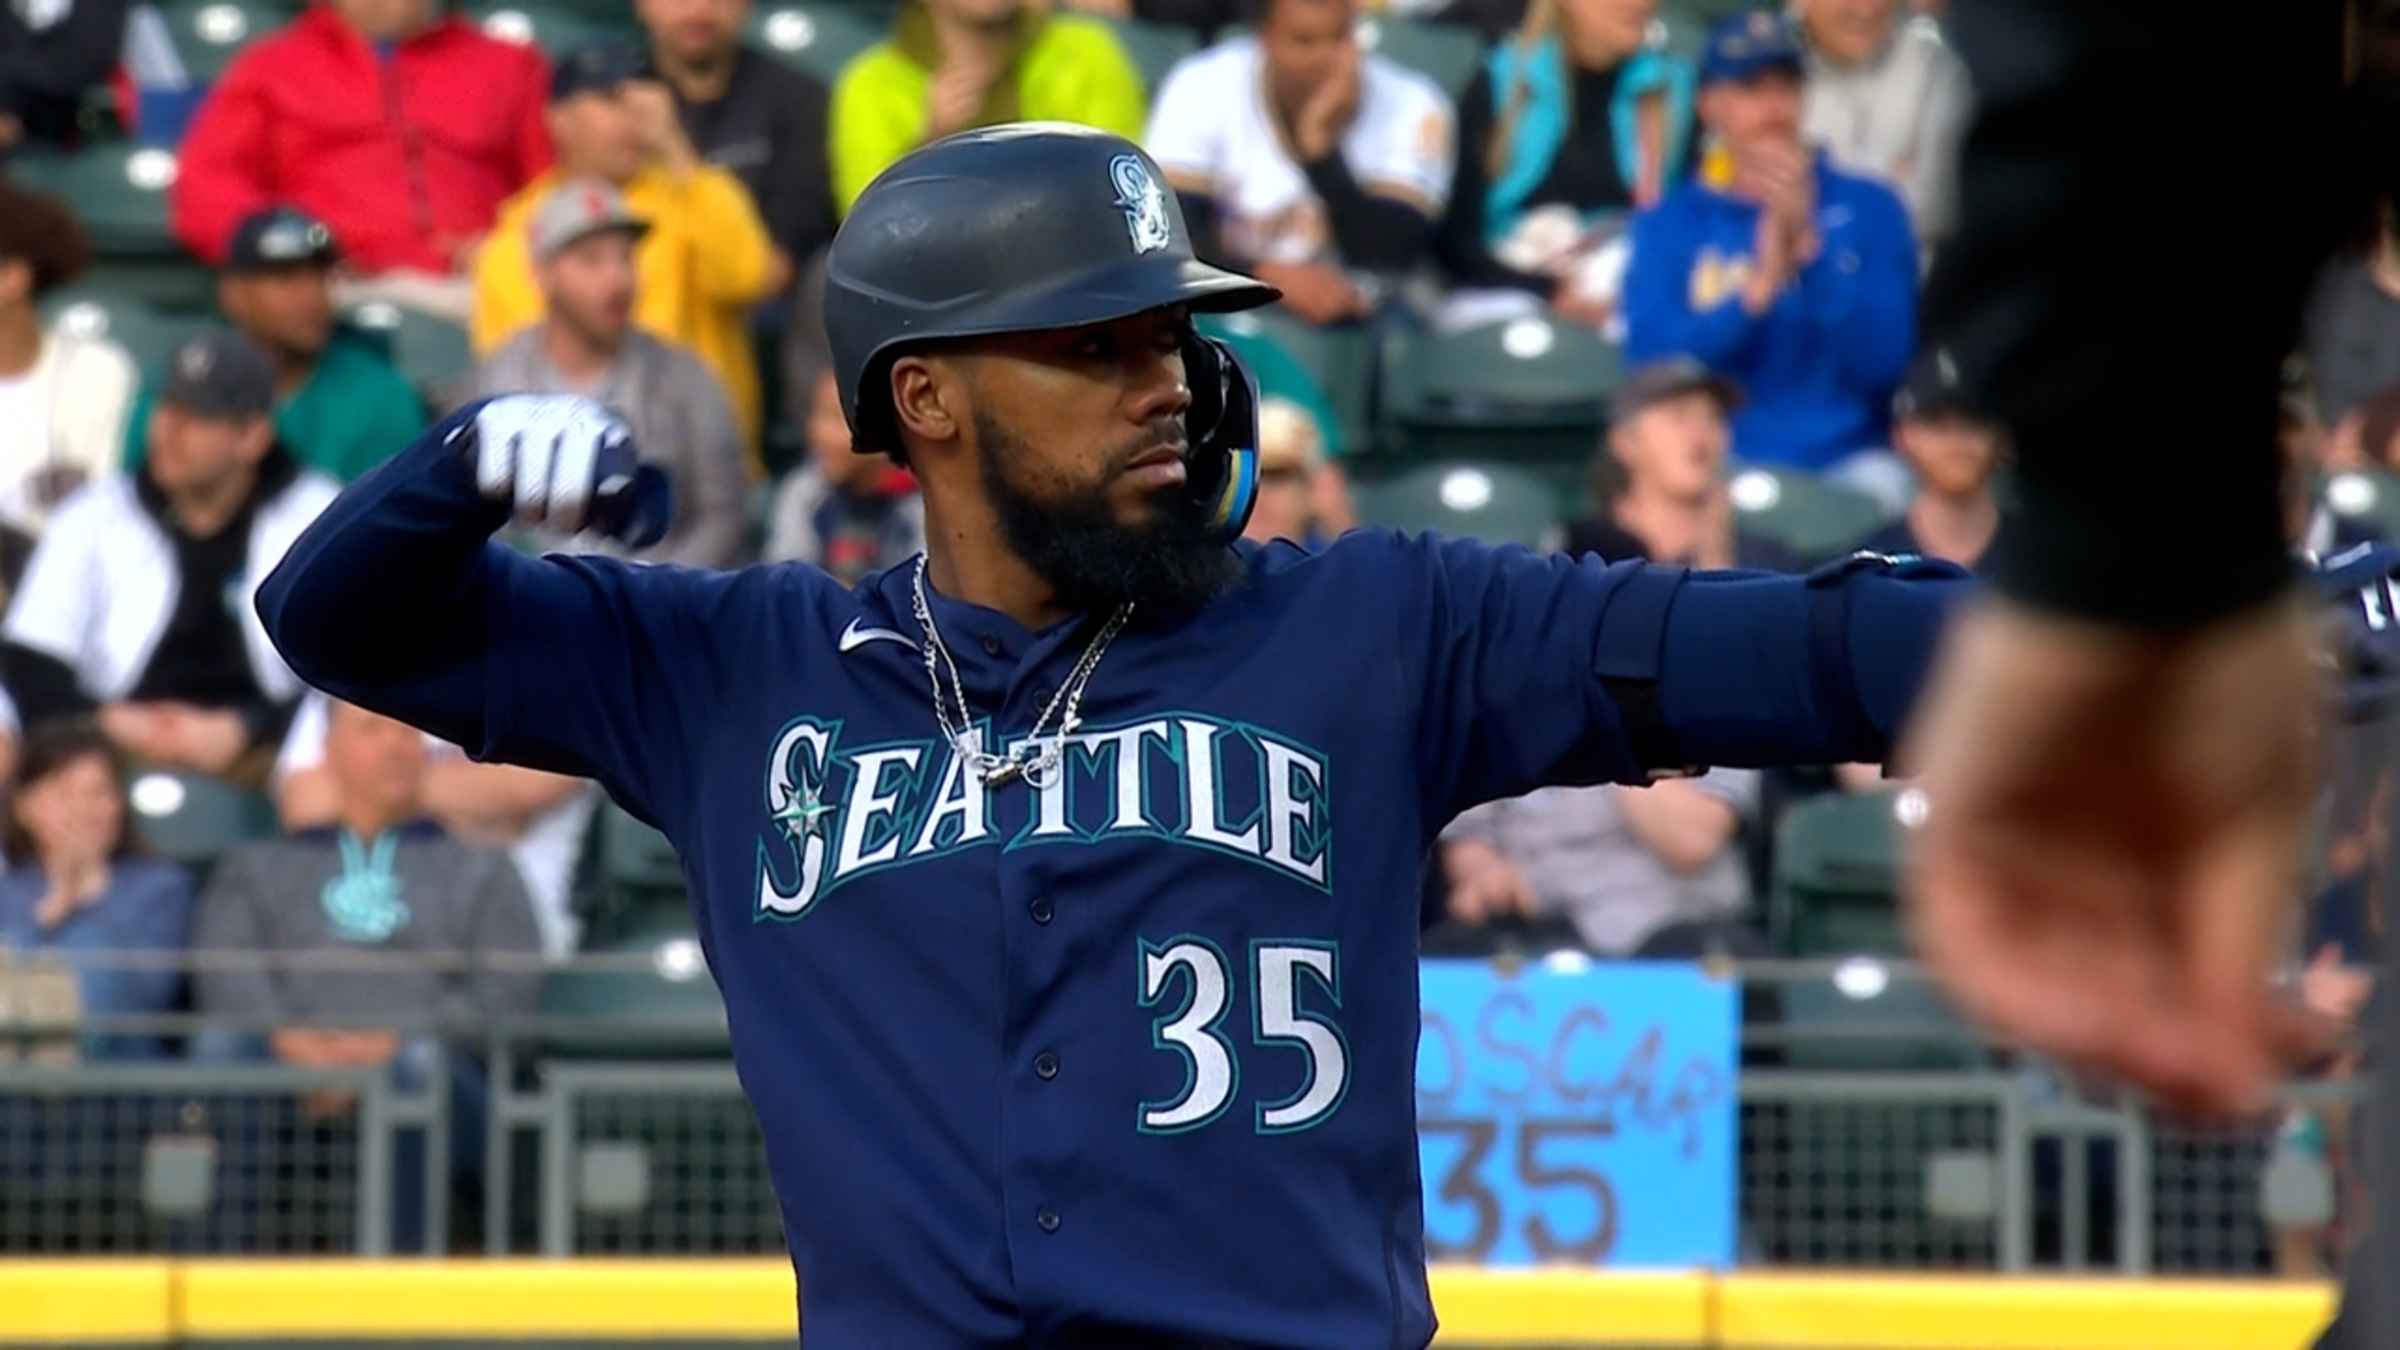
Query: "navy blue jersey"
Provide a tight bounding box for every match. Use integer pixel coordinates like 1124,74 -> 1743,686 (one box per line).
258,408 -> 1968,1348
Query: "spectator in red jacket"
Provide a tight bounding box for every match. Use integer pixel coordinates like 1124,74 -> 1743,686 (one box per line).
170,0 -> 554,322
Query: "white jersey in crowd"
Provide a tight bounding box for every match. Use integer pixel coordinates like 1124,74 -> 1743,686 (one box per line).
2,466 -> 338,705
274,691 -> 599,962
1144,35 -> 1455,271
0,324 -> 136,535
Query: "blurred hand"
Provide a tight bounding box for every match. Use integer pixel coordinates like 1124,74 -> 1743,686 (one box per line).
140,705 -> 248,777
1902,599 -> 2335,1120
2300,944 -> 2374,1028
1549,289 -> 1615,329
622,80 -> 697,172
1443,838 -> 1536,925
1255,261 -> 1367,326
1292,44 -> 1363,163
927,55 -> 1001,140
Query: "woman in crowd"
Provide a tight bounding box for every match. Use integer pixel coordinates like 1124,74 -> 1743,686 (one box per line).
1436,0 -> 1694,325
0,720 -> 194,1059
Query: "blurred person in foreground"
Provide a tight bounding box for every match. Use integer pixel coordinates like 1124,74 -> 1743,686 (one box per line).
0,178 -> 133,537
122,207 -> 426,485
0,330 -> 337,782
170,0 -> 554,321
764,366 -> 924,581
1241,397 -> 1347,548
192,699 -> 542,1244
475,43 -> 786,461
1436,0 -> 1695,327
1846,347 -> 2005,571
1794,0 -> 1971,253
2306,177 -> 2400,428
462,180 -> 748,568
0,0 -> 127,152
1623,11 -> 1916,508
830,0 -> 1146,213
1896,4 -> 2395,1344
637,0 -> 838,274
0,720 -> 193,1060
1565,356 -> 1801,570
1145,0 -> 1456,325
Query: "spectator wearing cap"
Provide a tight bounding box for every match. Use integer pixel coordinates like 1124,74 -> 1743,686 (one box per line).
1623,10 -> 1915,506
1437,0 -> 1696,324
0,0 -> 129,152
1143,0 -> 1453,326
834,0 -> 1146,215
170,0 -> 553,319
474,43 -> 786,466
1565,357 -> 1802,570
636,0 -> 837,272
1794,0 -> 1971,252
0,329 -> 338,783
1845,348 -> 2007,570
0,178 -> 134,538
121,208 -> 426,486
764,367 -> 925,581
462,180 -> 749,568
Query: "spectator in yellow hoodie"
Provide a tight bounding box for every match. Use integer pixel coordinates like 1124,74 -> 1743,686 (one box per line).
831,0 -> 1147,214
473,42 -> 790,467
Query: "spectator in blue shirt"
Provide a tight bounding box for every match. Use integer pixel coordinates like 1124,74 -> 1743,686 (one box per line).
0,719 -> 195,1060
1623,9 -> 1916,507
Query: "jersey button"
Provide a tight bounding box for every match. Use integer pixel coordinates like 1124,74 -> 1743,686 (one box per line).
1034,1051 -> 1059,1080
1029,897 -> 1053,924
1036,1206 -> 1061,1234
979,636 -> 1003,657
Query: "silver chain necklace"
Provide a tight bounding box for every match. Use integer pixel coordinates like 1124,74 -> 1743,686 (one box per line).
911,555 -> 1132,789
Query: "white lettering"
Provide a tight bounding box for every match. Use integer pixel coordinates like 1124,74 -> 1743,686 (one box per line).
908,739 -> 989,856
1080,720 -> 1172,831
759,722 -> 835,916
835,747 -> 924,875
1180,719 -> 1262,856
1259,738 -> 1327,885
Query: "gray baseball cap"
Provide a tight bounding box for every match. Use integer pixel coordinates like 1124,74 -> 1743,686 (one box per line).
1610,356 -> 1744,425
530,179 -> 650,262
159,328 -> 276,420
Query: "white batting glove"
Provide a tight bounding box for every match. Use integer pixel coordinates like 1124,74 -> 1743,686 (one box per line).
449,394 -> 653,539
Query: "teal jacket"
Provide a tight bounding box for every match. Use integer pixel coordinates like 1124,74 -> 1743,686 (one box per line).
1481,39 -> 1695,247
125,330 -> 426,483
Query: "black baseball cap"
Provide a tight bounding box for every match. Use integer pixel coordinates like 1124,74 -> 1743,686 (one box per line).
551,42 -> 644,101
1892,347 -> 1977,421
160,328 -> 277,421
1610,357 -> 1744,425
225,205 -> 340,274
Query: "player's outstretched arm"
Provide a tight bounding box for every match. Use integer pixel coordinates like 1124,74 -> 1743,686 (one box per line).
256,396 -> 703,818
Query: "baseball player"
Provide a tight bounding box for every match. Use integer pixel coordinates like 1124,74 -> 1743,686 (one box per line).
257,123 -> 1968,1347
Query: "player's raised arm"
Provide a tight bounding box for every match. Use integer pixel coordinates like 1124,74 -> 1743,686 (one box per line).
1401,534 -> 1971,822
254,395 -> 712,823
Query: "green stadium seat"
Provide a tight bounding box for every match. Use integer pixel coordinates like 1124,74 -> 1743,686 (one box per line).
1355,15 -> 1486,97
1726,463 -> 1892,566
1098,15 -> 1199,95
123,767 -> 279,874
1380,315 -> 1622,465
468,0 -> 642,56
1349,460 -> 1560,548
6,143 -> 181,257
748,2 -> 886,84
1779,971 -> 1984,1072
346,302 -> 471,403
537,929 -> 730,1058
1199,309 -> 1374,458
2321,469 -> 2400,542
156,0 -> 298,80
1772,786 -> 1917,958
40,290 -> 216,380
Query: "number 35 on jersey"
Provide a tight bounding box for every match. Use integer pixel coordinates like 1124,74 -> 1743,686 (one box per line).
1137,936 -> 1348,1135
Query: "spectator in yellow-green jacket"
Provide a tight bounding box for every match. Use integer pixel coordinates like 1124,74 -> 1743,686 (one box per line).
122,207 -> 427,484
831,0 -> 1146,214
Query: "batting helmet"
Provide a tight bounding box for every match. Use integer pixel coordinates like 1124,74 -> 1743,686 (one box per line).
823,122 -> 1282,542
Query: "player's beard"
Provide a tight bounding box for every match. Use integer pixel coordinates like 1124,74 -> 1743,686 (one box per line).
976,410 -> 1243,619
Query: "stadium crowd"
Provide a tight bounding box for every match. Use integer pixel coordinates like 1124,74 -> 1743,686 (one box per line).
0,0 -> 2392,1267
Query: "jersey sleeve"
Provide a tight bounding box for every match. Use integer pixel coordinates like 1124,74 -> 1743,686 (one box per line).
253,405 -> 762,828
1357,71 -> 1454,216
1385,533 -> 1971,825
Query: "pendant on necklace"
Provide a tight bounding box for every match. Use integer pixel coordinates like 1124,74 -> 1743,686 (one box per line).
982,758 -> 1023,787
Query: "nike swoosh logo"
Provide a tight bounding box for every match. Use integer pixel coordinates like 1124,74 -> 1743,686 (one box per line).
839,617 -> 916,653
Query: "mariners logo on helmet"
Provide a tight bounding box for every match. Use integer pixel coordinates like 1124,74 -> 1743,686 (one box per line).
1110,154 -> 1172,256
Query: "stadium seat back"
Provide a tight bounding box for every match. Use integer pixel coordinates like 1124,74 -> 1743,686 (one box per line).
155,0 -> 298,80
469,0 -> 643,56
596,800 -> 686,898
1355,16 -> 1485,97
1726,464 -> 1893,566
1099,14 -> 1200,95
1772,787 -> 1915,957
537,930 -> 730,1059
1199,309 -> 1375,457
1779,976 -> 1983,1071
2321,469 -> 2400,543
1382,316 -> 1621,463
346,303 -> 471,404
41,289 -> 217,381
7,144 -> 180,257
747,2 -> 886,83
123,767 -> 280,875
1349,460 -> 1560,549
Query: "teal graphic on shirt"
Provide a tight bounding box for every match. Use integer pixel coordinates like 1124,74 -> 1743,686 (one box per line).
321,830 -> 411,942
